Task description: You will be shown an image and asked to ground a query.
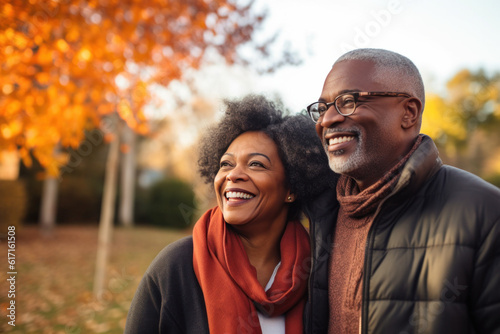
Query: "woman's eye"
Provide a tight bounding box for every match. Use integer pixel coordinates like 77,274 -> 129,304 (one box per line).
219,161 -> 231,168
249,161 -> 265,168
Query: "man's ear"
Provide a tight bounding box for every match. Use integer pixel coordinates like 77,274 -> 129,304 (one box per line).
401,97 -> 422,130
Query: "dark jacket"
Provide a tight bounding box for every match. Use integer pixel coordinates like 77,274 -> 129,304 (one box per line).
304,135 -> 500,334
125,236 -> 209,334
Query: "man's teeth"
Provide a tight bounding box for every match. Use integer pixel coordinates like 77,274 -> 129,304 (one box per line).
225,191 -> 254,199
329,136 -> 355,145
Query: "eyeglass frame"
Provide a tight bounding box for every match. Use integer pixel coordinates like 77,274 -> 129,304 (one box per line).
306,91 -> 413,123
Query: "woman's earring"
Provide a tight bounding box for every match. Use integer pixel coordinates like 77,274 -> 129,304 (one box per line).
287,196 -> 292,202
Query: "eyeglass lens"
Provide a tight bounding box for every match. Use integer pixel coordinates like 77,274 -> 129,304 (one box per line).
308,94 -> 356,121
336,94 -> 355,115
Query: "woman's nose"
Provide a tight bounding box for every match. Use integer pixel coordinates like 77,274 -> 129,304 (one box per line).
226,165 -> 248,182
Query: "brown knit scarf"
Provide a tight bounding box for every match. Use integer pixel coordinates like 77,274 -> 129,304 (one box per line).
328,136 -> 423,334
338,135 -> 423,220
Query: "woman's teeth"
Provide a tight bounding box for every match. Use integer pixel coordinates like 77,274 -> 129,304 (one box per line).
225,192 -> 254,199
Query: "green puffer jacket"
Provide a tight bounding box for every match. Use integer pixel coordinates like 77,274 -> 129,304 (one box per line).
304,135 -> 500,334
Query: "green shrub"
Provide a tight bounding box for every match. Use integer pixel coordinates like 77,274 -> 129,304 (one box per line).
0,180 -> 27,234
148,178 -> 196,229
134,185 -> 151,225
21,177 -> 42,224
57,176 -> 102,223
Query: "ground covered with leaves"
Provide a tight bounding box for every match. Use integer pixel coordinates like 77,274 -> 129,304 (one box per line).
0,225 -> 189,333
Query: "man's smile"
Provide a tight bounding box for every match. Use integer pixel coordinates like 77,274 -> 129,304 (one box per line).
325,132 -> 357,152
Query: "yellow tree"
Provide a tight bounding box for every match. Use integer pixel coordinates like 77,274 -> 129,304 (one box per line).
422,69 -> 500,180
0,0 -> 296,299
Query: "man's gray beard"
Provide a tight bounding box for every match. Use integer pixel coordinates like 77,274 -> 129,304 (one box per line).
327,140 -> 366,175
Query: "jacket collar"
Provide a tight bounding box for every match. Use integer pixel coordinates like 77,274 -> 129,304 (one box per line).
392,134 -> 443,199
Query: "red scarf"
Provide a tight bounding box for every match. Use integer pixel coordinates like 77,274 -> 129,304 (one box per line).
193,206 -> 310,334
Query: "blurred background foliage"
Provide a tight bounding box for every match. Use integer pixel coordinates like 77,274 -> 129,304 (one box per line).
0,179 -> 26,231
147,178 -> 196,229
421,68 -> 500,185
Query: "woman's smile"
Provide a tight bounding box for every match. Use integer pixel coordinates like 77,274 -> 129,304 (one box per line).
224,188 -> 256,205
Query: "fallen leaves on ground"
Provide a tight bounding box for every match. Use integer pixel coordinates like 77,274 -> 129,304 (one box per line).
0,224 -> 189,333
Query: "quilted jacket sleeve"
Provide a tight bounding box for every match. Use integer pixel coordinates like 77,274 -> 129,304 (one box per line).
470,186 -> 500,333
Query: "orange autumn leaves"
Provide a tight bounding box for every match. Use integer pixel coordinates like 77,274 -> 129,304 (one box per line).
0,0 -> 266,176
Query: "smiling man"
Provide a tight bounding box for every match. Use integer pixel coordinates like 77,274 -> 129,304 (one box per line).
303,48 -> 500,334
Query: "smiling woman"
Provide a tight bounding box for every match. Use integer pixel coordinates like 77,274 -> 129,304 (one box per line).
214,131 -> 290,234
125,94 -> 336,334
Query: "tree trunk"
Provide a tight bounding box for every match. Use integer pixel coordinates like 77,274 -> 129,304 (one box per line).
39,144 -> 62,236
39,176 -> 59,235
118,123 -> 136,227
93,116 -> 120,300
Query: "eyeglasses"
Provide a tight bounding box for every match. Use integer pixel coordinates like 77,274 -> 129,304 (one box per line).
306,91 -> 412,123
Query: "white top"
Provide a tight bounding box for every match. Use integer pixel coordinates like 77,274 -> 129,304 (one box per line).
258,262 -> 286,334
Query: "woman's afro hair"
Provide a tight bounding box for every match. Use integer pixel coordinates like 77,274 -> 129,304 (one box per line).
197,94 -> 336,217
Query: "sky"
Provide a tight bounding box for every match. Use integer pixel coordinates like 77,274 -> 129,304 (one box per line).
202,0 -> 500,113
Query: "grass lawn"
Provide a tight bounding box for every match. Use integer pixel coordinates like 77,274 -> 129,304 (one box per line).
0,224 -> 190,333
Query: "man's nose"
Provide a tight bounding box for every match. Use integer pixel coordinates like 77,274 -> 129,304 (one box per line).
319,106 -> 346,128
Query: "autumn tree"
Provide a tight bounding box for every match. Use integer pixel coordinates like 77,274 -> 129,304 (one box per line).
0,0 -> 290,172
1,0 -> 298,298
422,69 -> 500,182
